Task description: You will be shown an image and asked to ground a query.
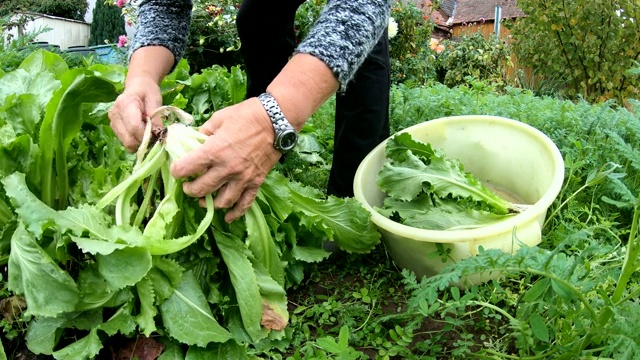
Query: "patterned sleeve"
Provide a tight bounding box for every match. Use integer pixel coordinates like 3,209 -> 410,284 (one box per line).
295,0 -> 393,92
129,0 -> 193,67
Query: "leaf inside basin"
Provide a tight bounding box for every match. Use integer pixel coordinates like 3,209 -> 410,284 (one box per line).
375,133 -> 531,231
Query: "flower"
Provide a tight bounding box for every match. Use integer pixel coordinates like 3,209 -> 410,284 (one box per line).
205,4 -> 223,16
116,0 -> 127,8
429,38 -> 445,54
388,17 -> 398,39
117,35 -> 129,48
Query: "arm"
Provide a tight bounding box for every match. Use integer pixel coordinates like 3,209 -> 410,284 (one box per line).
266,0 -> 393,131
109,0 -> 192,150
296,0 -> 393,91
154,1 -> 394,223
129,0 -> 193,70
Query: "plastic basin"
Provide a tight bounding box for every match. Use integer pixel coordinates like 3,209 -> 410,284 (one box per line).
89,44 -> 125,64
353,115 -> 565,284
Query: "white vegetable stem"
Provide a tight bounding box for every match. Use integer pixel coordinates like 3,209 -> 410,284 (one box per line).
163,123 -> 208,163
96,106 -> 215,255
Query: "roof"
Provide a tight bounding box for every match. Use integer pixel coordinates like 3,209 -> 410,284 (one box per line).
412,0 -> 456,28
439,0 -> 456,17
410,0 -> 525,29
451,0 -> 525,25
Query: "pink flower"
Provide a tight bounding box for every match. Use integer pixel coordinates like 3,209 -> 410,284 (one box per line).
117,35 -> 128,48
116,0 -> 127,8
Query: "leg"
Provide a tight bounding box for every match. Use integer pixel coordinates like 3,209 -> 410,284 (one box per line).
327,33 -> 391,198
236,0 -> 306,98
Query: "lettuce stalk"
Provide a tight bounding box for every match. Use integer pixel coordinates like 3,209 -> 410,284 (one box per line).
97,106 -> 214,255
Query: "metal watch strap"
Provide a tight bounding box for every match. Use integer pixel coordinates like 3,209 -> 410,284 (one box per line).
258,92 -> 298,153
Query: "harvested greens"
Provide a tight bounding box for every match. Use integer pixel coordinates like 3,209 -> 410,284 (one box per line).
0,52 -> 382,358
375,132 -> 527,230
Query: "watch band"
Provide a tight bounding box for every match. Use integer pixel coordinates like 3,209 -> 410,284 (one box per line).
258,92 -> 298,153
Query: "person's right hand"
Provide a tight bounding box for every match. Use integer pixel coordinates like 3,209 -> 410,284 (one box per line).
108,76 -> 164,152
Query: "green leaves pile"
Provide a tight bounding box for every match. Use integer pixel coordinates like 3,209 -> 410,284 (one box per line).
0,50 -> 380,358
376,132 -> 521,230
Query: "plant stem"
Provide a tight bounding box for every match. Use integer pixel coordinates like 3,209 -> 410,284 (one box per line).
55,136 -> 69,210
544,163 -> 620,229
144,193 -> 215,255
567,197 -> 640,356
467,300 -> 518,323
543,183 -> 588,229
115,177 -> 142,226
133,169 -> 160,228
502,267 -> 598,321
612,193 -> 640,303
96,143 -> 166,210
135,119 -> 154,168
353,298 -> 376,332
480,348 -> 558,360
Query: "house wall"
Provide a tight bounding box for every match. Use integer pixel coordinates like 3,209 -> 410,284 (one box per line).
13,13 -> 91,49
452,22 -> 513,39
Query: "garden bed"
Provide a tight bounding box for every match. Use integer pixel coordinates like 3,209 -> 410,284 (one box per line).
1,50 -> 639,359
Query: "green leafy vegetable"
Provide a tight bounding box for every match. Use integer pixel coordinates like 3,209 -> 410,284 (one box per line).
0,55 -> 382,358
376,132 -> 524,230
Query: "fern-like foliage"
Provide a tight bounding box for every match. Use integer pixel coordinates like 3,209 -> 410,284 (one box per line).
401,234 -> 633,358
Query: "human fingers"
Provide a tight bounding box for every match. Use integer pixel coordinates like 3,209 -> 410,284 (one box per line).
190,162 -> 263,206
223,186 -> 261,223
109,79 -> 163,151
170,134 -> 220,182
109,95 -> 145,151
195,176 -> 261,223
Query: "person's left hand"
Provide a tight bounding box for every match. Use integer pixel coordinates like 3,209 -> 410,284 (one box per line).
169,97 -> 282,223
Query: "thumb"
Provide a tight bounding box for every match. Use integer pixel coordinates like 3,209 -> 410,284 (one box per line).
144,98 -> 164,131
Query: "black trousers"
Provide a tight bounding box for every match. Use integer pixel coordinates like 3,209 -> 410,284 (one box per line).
236,0 -> 390,198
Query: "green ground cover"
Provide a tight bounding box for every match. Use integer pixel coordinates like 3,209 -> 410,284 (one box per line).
1,52 -> 639,360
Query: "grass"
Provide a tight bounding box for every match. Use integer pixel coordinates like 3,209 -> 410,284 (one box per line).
266,82 -> 640,359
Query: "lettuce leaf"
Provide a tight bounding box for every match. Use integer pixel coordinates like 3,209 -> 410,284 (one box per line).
376,133 -> 517,230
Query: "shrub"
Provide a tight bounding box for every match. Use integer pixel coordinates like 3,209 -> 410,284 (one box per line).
36,0 -> 89,21
509,0 -> 640,104
436,31 -> 513,88
0,0 -> 34,18
0,13 -> 51,72
295,0 -> 325,42
295,0 -> 439,86
388,0 -> 437,86
89,1 -> 125,46
0,0 -> 88,21
183,0 -> 242,73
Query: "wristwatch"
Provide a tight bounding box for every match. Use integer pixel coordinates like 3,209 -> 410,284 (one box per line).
258,92 -> 299,153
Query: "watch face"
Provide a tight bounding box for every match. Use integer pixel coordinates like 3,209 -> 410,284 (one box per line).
278,129 -> 298,151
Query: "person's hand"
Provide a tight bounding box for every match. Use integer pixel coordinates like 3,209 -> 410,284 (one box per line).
170,97 -> 282,223
108,76 -> 164,152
